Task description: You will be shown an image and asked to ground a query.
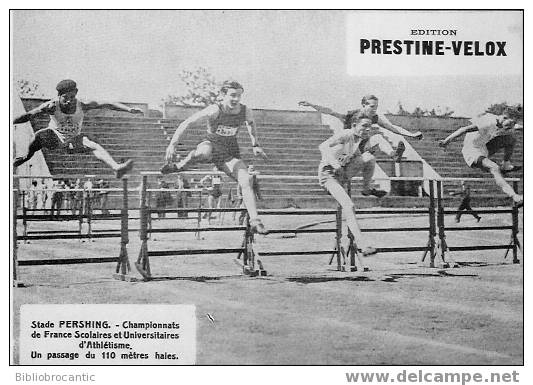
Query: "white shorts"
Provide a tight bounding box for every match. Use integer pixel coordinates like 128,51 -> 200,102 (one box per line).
462,144 -> 488,168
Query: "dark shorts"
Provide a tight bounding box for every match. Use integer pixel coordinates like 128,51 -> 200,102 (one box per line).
36,128 -> 92,153
202,135 -> 240,167
486,134 -> 515,156
469,134 -> 516,170
210,185 -> 223,199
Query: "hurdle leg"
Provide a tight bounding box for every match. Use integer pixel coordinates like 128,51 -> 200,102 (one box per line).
87,192 -> 93,242
420,180 -> 437,267
135,175 -> 152,280
195,190 -> 203,240
113,177 -> 136,282
341,181 -> 367,272
235,214 -> 266,277
13,187 -> 24,287
435,180 -> 459,268
328,205 -> 343,270
510,181 -> 520,264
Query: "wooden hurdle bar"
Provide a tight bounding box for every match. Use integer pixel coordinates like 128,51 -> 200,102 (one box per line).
12,175 -> 135,285
433,177 -> 522,267
12,172 -> 522,285
135,172 -> 262,280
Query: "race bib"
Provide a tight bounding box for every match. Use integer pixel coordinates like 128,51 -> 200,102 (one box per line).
57,117 -> 79,136
215,125 -> 239,136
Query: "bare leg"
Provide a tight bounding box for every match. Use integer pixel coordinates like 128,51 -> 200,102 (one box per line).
83,137 -> 120,169
218,159 -> 267,234
480,158 -> 522,204
177,142 -> 213,169
368,134 -> 395,157
219,159 -> 258,220
324,179 -> 373,269
359,152 -> 376,191
14,136 -> 43,167
324,178 -> 371,250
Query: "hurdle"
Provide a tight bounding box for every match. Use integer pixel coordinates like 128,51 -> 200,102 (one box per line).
432,177 -> 522,267
132,172 -> 440,279
135,171 -> 261,280
12,175 -> 134,285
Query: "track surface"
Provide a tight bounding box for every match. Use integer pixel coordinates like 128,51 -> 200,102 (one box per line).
12,211 -> 524,365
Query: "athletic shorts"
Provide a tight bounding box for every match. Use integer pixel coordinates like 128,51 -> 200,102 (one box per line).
200,137 -> 241,167
486,134 -> 515,156
210,185 -> 222,199
462,144 -> 488,168
463,134 -> 516,169
318,157 -> 361,189
35,128 -> 92,153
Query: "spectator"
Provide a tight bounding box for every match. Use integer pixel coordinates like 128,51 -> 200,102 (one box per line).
50,179 -> 65,218
83,177 -> 93,215
28,180 -> 38,211
155,177 -> 172,218
176,174 -> 190,218
451,182 -> 481,223
200,172 -> 223,223
99,179 -> 110,215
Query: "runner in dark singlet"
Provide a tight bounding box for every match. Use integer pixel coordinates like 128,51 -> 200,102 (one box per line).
161,81 -> 269,234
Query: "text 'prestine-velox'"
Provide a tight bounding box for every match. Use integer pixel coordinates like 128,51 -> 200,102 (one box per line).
360,40 -> 507,56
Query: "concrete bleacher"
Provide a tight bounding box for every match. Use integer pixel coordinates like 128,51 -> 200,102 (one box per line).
19,102 -> 523,209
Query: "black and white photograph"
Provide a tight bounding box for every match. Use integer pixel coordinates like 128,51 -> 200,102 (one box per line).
8,7 -> 526,380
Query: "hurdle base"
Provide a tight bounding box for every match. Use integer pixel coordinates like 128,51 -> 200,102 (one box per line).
438,262 -> 460,269
340,266 -> 357,272
243,266 -> 267,277
235,259 -> 267,277
13,280 -> 26,288
134,262 -> 153,281
112,273 -> 141,282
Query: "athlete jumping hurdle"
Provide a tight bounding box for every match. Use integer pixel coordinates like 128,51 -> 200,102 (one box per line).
318,118 -> 381,264
300,94 -> 423,196
13,79 -> 143,178
161,80 -> 269,234
438,109 -> 523,206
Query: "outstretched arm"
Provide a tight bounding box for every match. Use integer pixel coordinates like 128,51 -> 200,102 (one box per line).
82,100 -> 143,114
245,108 -> 267,159
439,124 -> 478,147
318,129 -> 357,169
165,104 -> 219,161
298,101 -> 346,122
377,114 -> 423,139
13,100 -> 55,124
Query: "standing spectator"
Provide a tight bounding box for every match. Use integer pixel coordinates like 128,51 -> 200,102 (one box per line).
37,179 -> 47,211
155,177 -> 172,218
71,178 -> 83,215
176,174 -> 189,218
28,180 -> 39,211
451,182 -> 481,223
200,172 -> 223,223
50,179 -> 65,218
99,179 -> 110,214
83,177 -> 93,215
